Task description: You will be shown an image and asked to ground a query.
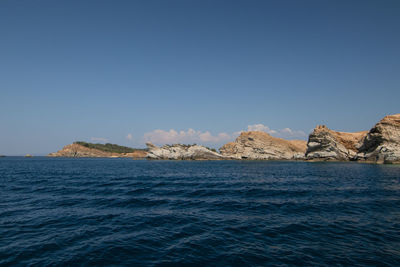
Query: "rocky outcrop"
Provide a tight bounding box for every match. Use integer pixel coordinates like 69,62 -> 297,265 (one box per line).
219,131 -> 307,160
356,114 -> 400,164
305,125 -> 367,161
48,143 -> 147,158
146,143 -> 226,160
305,114 -> 400,163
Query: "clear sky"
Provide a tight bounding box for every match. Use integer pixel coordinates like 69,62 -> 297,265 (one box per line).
1,0 -> 399,155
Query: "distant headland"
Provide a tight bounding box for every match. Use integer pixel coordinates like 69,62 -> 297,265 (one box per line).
48,141 -> 147,158
48,113 -> 400,164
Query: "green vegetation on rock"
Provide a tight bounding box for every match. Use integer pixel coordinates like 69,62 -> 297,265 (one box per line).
74,141 -> 146,154
205,146 -> 217,153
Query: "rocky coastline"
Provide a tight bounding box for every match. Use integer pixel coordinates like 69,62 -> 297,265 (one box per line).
48,113 -> 400,164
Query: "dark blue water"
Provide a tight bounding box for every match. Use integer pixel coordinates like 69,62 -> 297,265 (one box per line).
1,157 -> 400,266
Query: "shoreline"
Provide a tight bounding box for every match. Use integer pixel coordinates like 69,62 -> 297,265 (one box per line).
4,155 -> 399,165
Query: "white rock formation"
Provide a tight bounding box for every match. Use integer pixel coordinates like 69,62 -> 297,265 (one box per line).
146,143 -> 226,160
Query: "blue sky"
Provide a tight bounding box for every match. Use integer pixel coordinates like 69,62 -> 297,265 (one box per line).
1,0 -> 399,155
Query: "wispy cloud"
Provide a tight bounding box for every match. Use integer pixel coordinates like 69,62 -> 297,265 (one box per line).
90,137 -> 108,143
247,124 -> 307,139
143,128 -> 234,145
276,127 -> 307,139
126,133 -> 133,140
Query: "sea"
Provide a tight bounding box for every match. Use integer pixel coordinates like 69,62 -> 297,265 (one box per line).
1,157 -> 400,266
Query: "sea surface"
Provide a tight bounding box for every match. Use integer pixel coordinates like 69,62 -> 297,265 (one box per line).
1,157 -> 400,266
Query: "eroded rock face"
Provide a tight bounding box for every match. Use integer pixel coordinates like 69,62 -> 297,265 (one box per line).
305,125 -> 367,161
219,131 -> 307,160
146,143 -> 225,160
48,144 -> 147,158
356,114 -> 400,164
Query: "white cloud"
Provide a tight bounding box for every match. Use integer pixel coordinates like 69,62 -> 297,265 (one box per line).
247,124 -> 277,134
126,133 -> 133,140
90,137 -> 108,143
247,124 -> 306,139
143,128 -> 234,145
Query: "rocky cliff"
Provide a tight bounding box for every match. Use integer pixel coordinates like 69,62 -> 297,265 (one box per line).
356,114 -> 400,164
146,143 -> 226,160
48,143 -> 147,158
219,131 -> 307,160
305,114 -> 400,163
305,125 -> 367,161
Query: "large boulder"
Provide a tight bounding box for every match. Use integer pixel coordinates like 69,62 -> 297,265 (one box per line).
219,131 -> 307,160
356,114 -> 400,164
146,143 -> 225,160
305,125 -> 367,161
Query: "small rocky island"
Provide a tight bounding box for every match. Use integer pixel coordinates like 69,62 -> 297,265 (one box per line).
48,142 -> 147,158
49,113 -> 400,164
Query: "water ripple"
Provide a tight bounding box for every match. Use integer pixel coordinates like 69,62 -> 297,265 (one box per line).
1,157 -> 400,266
